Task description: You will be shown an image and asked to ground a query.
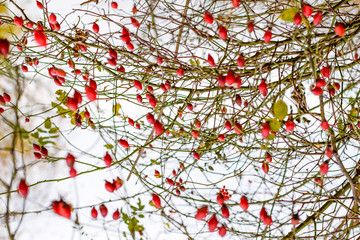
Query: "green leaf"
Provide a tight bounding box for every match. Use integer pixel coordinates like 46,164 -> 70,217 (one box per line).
268,118 -> 281,132
190,59 -> 196,66
49,127 -> 58,133
150,159 -> 160,165
279,8 -> 298,22
44,118 -> 51,129
267,134 -> 275,141
273,100 -> 288,121
104,144 -> 113,149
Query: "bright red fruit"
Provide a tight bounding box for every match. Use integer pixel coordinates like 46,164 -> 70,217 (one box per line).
311,86 -> 323,95
302,4 -> 313,17
225,120 -> 232,131
234,121 -> 242,135
52,200 -> 71,219
221,205 -> 230,218
109,48 -> 118,60
154,120 -> 164,136
204,12 -> 213,24
126,42 -> 134,51
294,13 -> 302,25
259,80 -> 268,96
66,97 -> 78,111
193,151 -> 200,160
152,193 -> 161,208
313,12 -> 322,25
166,178 -> 174,186
320,161 -> 329,175
218,225 -> 227,237
321,66 -> 330,78
22,65 -> 28,72
315,78 -> 326,88
191,130 -> 199,138
233,77 -> 241,89
49,13 -> 57,24
34,152 -> 42,159
40,146 -> 48,157
66,153 -> 75,168
36,1 -> 43,9
195,206 -> 208,220
285,120 -> 295,132
321,121 -> 329,130
0,39 -> 10,57
111,1 -> 118,8
104,152 -> 112,167
113,209 -> 120,220
177,68 -> 184,76
264,29 -> 272,43
217,193 -> 224,205
113,177 -> 123,190
148,94 -> 157,108
232,0 -> 240,8
85,85 -> 97,101
136,94 -> 143,103
219,25 -> 227,40
105,180 -> 115,192
18,179 -> 29,198
92,23 -> 99,33
14,16 -> 24,26
314,177 -> 322,185
91,207 -> 98,219
248,21 -> 254,33
325,146 -> 333,158
234,77 -> 242,89
225,71 -> 235,86
218,134 -> 225,141
208,214 -> 218,232
69,167 -> 77,178
260,207 -> 267,220
99,204 -> 108,217
187,103 -> 194,111
240,196 -> 249,211
262,162 -> 269,174
264,215 -> 273,226
237,55 -> 245,67
334,23 -> 345,36
207,54 -> 215,66
165,81 -> 171,90
261,122 -> 271,139
217,75 -> 225,87
34,30 -> 47,47
194,119 -> 201,128
291,213 -> 300,225
146,113 -> 155,124
33,144 -> 41,151
118,139 -> 129,148
26,22 -> 33,28
108,57 -> 116,66
131,17 -> 140,28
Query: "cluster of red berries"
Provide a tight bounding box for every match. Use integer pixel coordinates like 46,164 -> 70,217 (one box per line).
91,204 -> 121,220
32,144 -> 48,159
104,177 -> 124,192
65,153 -> 77,178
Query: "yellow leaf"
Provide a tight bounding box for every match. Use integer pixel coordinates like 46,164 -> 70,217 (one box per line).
113,103 -> 121,115
279,8 -> 299,22
273,100 -> 288,121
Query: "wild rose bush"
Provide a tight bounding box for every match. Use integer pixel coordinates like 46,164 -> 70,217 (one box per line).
1,0 -> 360,239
